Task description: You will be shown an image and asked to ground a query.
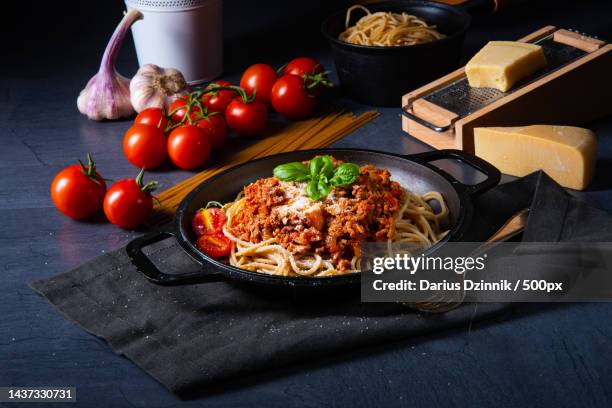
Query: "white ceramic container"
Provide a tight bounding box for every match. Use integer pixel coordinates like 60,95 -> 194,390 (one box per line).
126,0 -> 223,84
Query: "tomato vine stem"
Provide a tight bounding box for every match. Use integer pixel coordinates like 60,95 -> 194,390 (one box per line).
135,168 -> 159,194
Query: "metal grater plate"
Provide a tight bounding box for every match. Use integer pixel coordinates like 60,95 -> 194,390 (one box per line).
422,36 -> 587,118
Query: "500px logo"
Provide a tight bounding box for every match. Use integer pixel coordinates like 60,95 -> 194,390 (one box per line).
372,253 -> 487,275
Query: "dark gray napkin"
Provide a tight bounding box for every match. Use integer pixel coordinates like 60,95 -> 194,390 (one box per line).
31,171 -> 604,397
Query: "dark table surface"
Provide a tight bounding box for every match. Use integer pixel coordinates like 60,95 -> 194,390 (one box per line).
3,0 -> 612,407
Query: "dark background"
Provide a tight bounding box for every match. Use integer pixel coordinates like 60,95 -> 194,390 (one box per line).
6,0 -> 612,78
3,0 -> 612,407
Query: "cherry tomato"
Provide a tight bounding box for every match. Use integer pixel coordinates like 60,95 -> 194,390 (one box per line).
240,64 -> 277,106
103,170 -> 157,229
134,107 -> 169,130
284,57 -> 330,93
284,57 -> 323,77
225,99 -> 268,136
168,97 -> 201,123
201,80 -> 236,114
167,125 -> 212,170
50,154 -> 106,220
195,114 -> 227,150
123,124 -> 167,169
192,207 -> 227,236
271,74 -> 316,120
196,233 -> 232,258
168,97 -> 189,122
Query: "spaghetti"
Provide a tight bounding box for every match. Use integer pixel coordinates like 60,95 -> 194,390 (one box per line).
339,5 -> 446,47
217,162 -> 449,277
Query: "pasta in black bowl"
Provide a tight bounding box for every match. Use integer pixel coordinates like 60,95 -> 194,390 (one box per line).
322,1 -> 471,106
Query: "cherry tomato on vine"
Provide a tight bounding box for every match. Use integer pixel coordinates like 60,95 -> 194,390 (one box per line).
271,74 -> 316,120
168,97 -> 202,123
195,114 -> 227,150
283,57 -> 323,77
192,207 -> 226,236
196,233 -> 232,258
201,80 -> 236,114
167,125 -> 212,170
168,97 -> 189,122
284,57 -> 330,94
103,169 -> 158,229
123,124 -> 167,169
134,107 -> 169,130
50,154 -> 107,220
240,64 -> 277,106
225,99 -> 268,136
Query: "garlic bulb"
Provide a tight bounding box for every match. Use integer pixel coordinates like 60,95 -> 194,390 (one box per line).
130,64 -> 190,113
77,9 -> 142,121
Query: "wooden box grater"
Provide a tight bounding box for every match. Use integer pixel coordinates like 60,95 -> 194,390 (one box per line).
401,26 -> 611,153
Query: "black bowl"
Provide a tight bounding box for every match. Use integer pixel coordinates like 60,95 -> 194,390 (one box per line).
322,1 -> 471,107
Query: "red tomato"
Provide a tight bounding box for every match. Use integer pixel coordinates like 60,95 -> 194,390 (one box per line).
284,57 -> 329,93
240,64 -> 277,106
284,57 -> 323,77
50,154 -> 106,220
123,124 -> 167,169
168,97 -> 202,123
195,114 -> 227,150
196,233 -> 232,258
134,107 -> 169,130
192,207 -> 227,236
103,170 -> 157,229
225,99 -> 268,136
271,74 -> 316,120
201,80 -> 236,114
167,125 -> 212,170
168,97 -> 189,122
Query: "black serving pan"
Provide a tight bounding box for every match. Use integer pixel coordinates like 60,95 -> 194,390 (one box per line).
127,149 -> 499,288
321,1 -> 471,107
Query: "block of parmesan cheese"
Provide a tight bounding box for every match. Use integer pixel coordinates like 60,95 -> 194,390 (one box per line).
474,125 -> 597,190
465,41 -> 547,92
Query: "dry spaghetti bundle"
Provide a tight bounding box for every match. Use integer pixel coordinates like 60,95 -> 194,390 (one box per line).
339,5 -> 445,47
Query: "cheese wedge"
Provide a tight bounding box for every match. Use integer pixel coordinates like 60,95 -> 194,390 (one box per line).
474,125 -> 597,190
466,41 -> 547,92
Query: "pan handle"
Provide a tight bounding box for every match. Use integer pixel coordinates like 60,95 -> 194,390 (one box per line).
406,149 -> 500,197
126,231 -> 226,286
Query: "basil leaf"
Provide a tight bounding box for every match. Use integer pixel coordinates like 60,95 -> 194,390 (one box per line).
309,156 -> 324,179
277,157 -> 360,201
320,156 -> 335,179
273,162 -> 310,182
305,177 -> 331,201
317,178 -> 332,199
330,163 -> 360,187
309,155 -> 334,178
305,179 -> 319,199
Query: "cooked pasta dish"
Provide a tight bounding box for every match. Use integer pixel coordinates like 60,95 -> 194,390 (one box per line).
192,156 -> 449,277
